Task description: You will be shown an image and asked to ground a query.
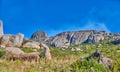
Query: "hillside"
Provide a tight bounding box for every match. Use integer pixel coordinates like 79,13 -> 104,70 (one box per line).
0,41 -> 120,72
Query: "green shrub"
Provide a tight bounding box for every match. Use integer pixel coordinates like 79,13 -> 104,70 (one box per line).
0,48 -> 6,58
111,59 -> 120,72
21,47 -> 35,53
70,58 -> 108,72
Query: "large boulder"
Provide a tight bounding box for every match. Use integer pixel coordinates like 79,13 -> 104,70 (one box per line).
31,30 -> 48,43
5,47 -> 25,60
5,47 -> 24,60
0,33 -> 24,47
23,41 -> 40,49
5,47 -> 24,55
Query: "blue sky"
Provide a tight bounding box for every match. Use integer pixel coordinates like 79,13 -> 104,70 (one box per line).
0,0 -> 120,38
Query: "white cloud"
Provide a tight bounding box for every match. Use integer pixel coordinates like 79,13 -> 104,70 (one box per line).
80,22 -> 110,32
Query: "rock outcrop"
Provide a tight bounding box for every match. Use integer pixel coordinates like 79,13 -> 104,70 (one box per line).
23,41 -> 40,49
0,20 -> 4,37
40,43 -> 52,60
5,47 -> 25,60
31,30 -> 48,43
0,33 -> 24,47
45,30 -> 109,48
87,51 -> 112,70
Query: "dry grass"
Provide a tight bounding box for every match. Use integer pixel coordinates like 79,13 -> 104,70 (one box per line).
0,41 -> 120,72
0,54 -> 80,72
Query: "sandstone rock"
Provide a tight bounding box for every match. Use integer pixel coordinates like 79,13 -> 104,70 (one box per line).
0,20 -> 4,37
31,30 -> 48,43
23,41 -> 40,49
40,43 -> 52,60
5,47 -> 25,59
0,33 -> 24,47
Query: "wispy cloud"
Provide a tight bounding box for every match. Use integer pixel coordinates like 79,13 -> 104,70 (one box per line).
47,21 -> 110,36
80,22 -> 111,32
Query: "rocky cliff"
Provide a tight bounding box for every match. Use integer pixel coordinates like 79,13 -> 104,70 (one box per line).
31,30 -> 48,43
31,30 -> 111,48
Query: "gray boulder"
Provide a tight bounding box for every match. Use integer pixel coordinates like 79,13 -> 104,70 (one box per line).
23,41 -> 40,49
31,30 -> 48,43
0,33 -> 24,47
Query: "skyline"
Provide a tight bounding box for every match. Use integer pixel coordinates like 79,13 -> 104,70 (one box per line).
0,0 -> 120,38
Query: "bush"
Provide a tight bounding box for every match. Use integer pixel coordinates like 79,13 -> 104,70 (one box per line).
111,59 -> 120,72
21,47 -> 35,53
70,58 -> 108,72
0,48 -> 6,58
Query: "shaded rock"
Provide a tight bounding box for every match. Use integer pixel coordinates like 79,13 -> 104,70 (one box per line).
112,39 -> 120,44
31,30 -> 48,43
0,33 -> 24,47
23,41 -> 40,49
85,34 -> 104,43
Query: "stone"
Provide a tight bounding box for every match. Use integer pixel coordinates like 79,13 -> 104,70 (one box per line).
46,30 -> 107,48
31,30 -> 48,43
23,41 -> 40,49
5,47 -> 24,55
87,51 -> 112,70
0,20 -> 4,37
112,39 -> 120,44
40,43 -> 52,60
0,33 -> 24,47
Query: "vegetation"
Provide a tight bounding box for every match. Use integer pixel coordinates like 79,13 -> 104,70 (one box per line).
0,41 -> 120,72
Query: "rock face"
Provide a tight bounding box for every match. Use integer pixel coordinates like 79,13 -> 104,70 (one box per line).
40,43 -> 52,60
23,41 -> 40,49
0,20 -> 4,37
87,51 -> 112,70
0,33 -> 24,47
46,30 -> 108,48
31,30 -> 48,43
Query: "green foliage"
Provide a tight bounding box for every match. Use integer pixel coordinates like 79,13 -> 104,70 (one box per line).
21,47 -> 35,53
111,59 -> 120,72
0,41 -> 120,72
0,48 -> 6,58
70,58 -> 108,72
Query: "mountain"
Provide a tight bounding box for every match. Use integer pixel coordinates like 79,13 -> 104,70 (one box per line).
30,30 -> 120,48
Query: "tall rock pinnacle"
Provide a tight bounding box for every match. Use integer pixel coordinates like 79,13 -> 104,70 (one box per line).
0,20 -> 4,37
